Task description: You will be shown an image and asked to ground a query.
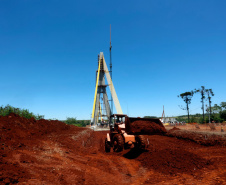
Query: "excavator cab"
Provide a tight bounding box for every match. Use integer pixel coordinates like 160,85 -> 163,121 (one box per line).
109,114 -> 126,132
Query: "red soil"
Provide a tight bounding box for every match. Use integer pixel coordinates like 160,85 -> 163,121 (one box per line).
167,128 -> 226,146
129,120 -> 167,135
1,113 -> 226,184
168,126 -> 180,131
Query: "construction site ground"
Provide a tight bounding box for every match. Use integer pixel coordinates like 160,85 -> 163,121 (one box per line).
166,124 -> 226,134
1,114 -> 226,185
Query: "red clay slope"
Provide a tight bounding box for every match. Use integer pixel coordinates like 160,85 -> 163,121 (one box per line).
0,113 -> 84,184
1,113 -> 226,184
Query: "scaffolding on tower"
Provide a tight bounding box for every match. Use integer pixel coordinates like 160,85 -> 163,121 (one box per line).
91,52 -> 123,128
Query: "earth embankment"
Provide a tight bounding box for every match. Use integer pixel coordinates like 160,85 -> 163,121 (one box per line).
1,114 -> 226,184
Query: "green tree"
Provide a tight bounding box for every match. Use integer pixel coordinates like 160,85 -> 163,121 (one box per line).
209,102 -> 226,122
212,104 -> 221,114
220,102 -> 226,110
65,117 -> 77,125
0,105 -> 44,120
143,116 -> 158,118
217,102 -> 226,122
220,110 -> 226,121
178,91 -> 194,123
190,115 -> 199,123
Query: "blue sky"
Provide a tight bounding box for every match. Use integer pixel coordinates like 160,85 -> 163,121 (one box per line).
0,0 -> 225,120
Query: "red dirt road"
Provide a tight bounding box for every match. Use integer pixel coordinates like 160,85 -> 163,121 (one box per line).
1,114 -> 226,184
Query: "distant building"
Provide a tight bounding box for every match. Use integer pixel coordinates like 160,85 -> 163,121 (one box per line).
161,117 -> 178,123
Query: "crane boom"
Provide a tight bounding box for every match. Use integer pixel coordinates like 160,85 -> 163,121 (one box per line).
103,56 -> 123,114
91,56 -> 101,121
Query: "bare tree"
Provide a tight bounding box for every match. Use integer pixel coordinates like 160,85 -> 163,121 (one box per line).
194,86 -> 214,123
194,86 -> 206,123
206,89 -> 214,123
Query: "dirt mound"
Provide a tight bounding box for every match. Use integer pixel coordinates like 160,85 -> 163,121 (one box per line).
0,113 -> 76,152
167,129 -> 226,146
1,113 -> 226,184
0,113 -> 84,184
168,126 -> 180,131
123,135 -> 212,175
129,120 -> 167,135
136,146 -> 211,175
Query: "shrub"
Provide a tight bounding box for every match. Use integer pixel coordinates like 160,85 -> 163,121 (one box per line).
65,117 -> 77,125
0,105 -> 44,120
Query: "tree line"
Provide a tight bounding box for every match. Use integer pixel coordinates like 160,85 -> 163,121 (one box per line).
0,105 -> 44,120
178,86 -> 226,123
64,117 -> 90,127
0,105 -> 90,127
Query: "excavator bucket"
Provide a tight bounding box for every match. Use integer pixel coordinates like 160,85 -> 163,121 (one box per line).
125,117 -> 167,135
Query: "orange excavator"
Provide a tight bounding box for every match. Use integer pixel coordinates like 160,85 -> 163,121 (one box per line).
105,114 -> 166,152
